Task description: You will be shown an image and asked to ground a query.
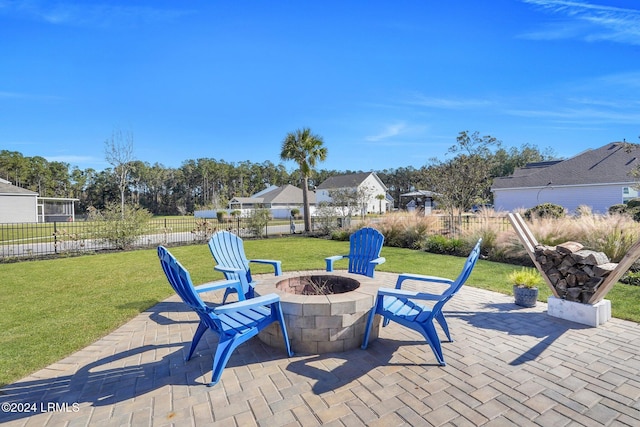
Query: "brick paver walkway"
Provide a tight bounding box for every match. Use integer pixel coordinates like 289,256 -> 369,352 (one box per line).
2,272 -> 640,426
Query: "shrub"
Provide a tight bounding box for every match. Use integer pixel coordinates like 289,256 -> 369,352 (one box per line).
626,198 -> 640,209
246,208 -> 271,237
609,204 -> 627,215
630,207 -> 640,222
330,229 -> 351,241
423,235 -> 466,255
381,226 -> 404,248
314,202 -> 339,235
575,205 -> 592,217
216,210 -> 228,223
491,231 -> 534,265
375,212 -> 439,249
621,271 -> 640,286
521,215 -> 574,247
572,213 -> 640,262
369,207 -> 640,268
523,203 -> 566,220
89,203 -> 153,250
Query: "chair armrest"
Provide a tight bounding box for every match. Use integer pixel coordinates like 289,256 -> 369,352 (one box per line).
213,293 -> 281,313
377,287 -> 443,301
249,259 -> 282,276
325,255 -> 348,272
214,265 -> 243,275
194,280 -> 245,300
364,257 -> 386,278
395,273 -> 454,290
213,265 -> 252,295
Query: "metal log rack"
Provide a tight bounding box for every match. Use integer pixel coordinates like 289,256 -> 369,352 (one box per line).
508,212 -> 640,304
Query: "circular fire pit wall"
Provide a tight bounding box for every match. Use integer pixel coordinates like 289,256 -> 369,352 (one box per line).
276,274 -> 360,295
257,273 -> 381,354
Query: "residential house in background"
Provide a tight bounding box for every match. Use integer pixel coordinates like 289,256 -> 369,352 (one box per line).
196,184 -> 315,219
491,142 -> 640,214
0,178 -> 78,223
229,184 -> 315,219
316,172 -> 390,215
38,197 -> 80,222
0,178 -> 38,223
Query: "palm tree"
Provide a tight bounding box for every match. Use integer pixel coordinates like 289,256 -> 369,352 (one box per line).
376,193 -> 386,214
280,128 -> 328,232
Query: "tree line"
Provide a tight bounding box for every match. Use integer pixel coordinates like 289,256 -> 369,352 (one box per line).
0,131 -> 556,217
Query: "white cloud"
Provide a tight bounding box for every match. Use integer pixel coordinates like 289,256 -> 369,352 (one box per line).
1,1 -> 193,28
506,105 -> 640,124
362,121 -> 431,148
365,122 -> 408,142
406,95 -> 492,110
521,0 -> 640,45
596,71 -> 640,89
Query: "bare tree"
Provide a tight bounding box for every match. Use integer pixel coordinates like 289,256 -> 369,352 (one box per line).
104,129 -> 135,218
329,185 -> 372,224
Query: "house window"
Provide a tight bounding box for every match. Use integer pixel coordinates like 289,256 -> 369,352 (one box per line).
623,187 -> 639,203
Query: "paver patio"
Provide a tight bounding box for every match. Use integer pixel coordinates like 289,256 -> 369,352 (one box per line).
2,271 -> 640,426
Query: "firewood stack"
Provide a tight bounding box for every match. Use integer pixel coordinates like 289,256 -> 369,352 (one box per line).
534,242 -> 617,303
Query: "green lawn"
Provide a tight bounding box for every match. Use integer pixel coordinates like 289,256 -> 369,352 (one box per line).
1,236 -> 639,387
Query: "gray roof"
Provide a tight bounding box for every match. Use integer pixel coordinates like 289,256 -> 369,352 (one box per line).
231,184 -> 315,204
231,197 -> 260,204
509,161 -> 563,178
0,180 -> 38,196
252,185 -> 279,197
261,184 -> 315,204
492,142 -> 640,189
317,172 -> 386,190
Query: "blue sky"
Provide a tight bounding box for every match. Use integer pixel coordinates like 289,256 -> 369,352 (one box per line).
2,0 -> 639,173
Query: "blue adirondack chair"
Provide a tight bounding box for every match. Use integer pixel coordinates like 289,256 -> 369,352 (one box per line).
208,231 -> 282,302
325,227 -> 386,277
361,239 -> 482,365
157,246 -> 293,386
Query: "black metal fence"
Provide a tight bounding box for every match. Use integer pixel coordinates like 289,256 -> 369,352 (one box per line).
0,215 -> 511,261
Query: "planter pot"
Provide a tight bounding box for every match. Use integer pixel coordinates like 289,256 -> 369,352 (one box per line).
513,285 -> 538,308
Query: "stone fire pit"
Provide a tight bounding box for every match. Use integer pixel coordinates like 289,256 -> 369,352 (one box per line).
256,271 -> 382,354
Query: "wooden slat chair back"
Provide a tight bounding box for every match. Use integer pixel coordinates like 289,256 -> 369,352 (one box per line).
361,239 -> 482,366
325,227 -> 386,277
208,230 -> 282,302
158,246 -> 292,386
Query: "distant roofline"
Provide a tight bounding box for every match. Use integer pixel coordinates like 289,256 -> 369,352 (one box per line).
522,160 -> 563,168
38,197 -> 80,202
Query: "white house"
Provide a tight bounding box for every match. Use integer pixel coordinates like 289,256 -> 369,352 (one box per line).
316,172 -> 390,215
229,184 -> 316,219
196,184 -> 316,219
491,142 -> 640,214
